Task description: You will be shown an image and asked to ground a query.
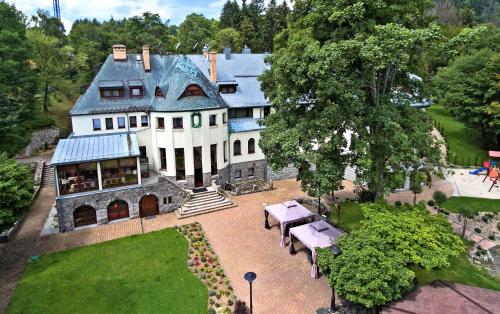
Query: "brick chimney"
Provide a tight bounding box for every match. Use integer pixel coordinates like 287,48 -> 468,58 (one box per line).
112,44 -> 127,61
209,51 -> 217,82
142,45 -> 151,72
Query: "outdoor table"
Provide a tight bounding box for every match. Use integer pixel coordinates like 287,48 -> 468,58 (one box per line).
264,200 -> 316,247
289,220 -> 342,278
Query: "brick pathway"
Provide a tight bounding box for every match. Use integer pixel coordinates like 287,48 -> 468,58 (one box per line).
0,187 -> 56,313
1,180 -> 333,314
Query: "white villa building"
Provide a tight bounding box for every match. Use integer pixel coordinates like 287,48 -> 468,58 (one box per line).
50,44 -> 296,231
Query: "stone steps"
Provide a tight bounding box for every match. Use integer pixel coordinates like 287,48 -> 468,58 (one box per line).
41,164 -> 55,187
176,190 -> 234,218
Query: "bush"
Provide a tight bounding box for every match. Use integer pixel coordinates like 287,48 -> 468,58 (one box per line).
234,300 -> 249,314
432,191 -> 447,206
485,213 -> 495,219
474,227 -> 482,233
427,200 -> 435,206
395,201 -> 402,206
497,222 -> 500,231
481,215 -> 490,223
354,186 -> 376,203
488,235 -> 495,240
208,308 -> 216,314
0,154 -> 34,233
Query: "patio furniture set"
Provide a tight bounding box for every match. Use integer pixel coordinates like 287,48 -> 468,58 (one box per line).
264,200 -> 342,279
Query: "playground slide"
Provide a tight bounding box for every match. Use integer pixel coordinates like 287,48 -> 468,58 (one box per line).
469,167 -> 488,175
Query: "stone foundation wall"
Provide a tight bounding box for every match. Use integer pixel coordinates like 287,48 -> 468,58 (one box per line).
56,179 -> 187,232
229,159 -> 267,182
267,164 -> 298,181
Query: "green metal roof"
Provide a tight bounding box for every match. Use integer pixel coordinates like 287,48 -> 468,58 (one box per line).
51,133 -> 140,166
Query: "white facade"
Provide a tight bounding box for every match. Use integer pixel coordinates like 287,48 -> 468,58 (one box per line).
70,108 -> 267,186
229,130 -> 265,163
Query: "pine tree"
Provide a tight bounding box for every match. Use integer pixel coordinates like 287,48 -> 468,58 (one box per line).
263,0 -> 277,52
219,0 -> 241,30
240,16 -> 256,49
0,2 -> 38,155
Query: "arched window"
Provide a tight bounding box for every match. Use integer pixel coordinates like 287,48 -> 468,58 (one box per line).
233,140 -> 241,156
73,205 -> 97,228
180,84 -> 207,98
248,138 -> 255,154
155,86 -> 164,97
107,200 -> 129,221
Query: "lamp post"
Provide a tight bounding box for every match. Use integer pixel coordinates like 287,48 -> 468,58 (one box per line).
244,272 -> 257,314
330,245 -> 341,312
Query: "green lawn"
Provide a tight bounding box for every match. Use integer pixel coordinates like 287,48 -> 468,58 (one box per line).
412,248 -> 500,291
329,202 -> 500,290
328,201 -> 364,233
7,229 -> 208,314
427,104 -> 488,166
442,196 -> 500,213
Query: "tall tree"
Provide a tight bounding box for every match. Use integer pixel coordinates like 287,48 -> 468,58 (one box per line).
264,1 -> 277,50
434,46 -> 500,148
219,0 -> 241,30
212,27 -> 243,52
0,2 -> 38,155
176,13 -> 216,54
240,16 -> 256,50
125,12 -> 175,54
259,0 -> 445,200
30,9 -> 65,40
27,29 -> 69,112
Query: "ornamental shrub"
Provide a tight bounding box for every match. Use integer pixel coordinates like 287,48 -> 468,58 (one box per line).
432,191 -> 447,206
0,154 -> 34,233
474,227 -> 482,233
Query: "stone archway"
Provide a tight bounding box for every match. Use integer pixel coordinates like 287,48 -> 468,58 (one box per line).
139,195 -> 159,217
107,199 -> 129,221
73,205 -> 97,228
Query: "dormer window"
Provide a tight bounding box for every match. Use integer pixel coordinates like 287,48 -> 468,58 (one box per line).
99,80 -> 124,98
155,86 -> 164,97
219,82 -> 238,94
128,80 -> 144,97
180,84 -> 207,98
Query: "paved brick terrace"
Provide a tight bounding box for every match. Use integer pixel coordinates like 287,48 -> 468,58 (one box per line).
1,179 -> 332,314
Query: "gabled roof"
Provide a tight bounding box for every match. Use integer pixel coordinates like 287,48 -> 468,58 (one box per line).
187,53 -> 270,108
70,55 -> 227,115
51,133 -> 140,165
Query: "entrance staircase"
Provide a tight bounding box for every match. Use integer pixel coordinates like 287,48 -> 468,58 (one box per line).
41,163 -> 55,187
176,189 -> 235,218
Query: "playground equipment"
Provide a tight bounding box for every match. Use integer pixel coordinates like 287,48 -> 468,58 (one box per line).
469,167 -> 488,175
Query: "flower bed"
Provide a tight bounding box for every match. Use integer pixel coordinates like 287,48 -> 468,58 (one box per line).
176,222 -> 236,314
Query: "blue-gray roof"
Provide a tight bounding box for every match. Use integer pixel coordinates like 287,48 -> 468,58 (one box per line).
98,80 -> 124,88
228,118 -> 265,133
187,53 -> 270,108
51,133 -> 140,165
70,55 -> 227,115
